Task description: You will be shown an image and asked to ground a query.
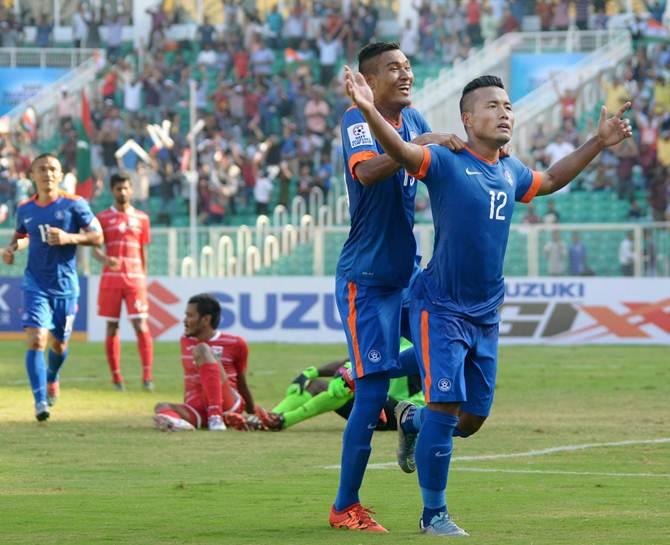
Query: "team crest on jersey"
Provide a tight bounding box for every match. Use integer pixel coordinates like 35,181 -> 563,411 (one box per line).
118,222 -> 127,233
437,378 -> 452,392
409,129 -> 417,140
128,217 -> 139,228
367,349 -> 381,363
347,123 -> 374,148
55,210 -> 64,220
504,169 -> 514,186
211,346 -> 223,357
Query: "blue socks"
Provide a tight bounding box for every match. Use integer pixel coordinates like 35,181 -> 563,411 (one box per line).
47,349 -> 68,384
415,408 -> 459,526
334,372 -> 390,511
400,404 -> 426,434
26,350 -> 47,405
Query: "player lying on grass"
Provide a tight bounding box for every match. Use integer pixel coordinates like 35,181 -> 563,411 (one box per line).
2,153 -> 103,421
153,293 -> 275,431
267,338 -> 425,431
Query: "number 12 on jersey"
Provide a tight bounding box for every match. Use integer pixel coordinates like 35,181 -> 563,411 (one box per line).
488,191 -> 507,221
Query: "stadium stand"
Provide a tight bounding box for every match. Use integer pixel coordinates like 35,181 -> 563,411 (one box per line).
0,0 -> 668,278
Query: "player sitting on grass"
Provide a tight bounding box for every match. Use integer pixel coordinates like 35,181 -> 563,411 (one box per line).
268,339 -> 425,431
153,293 -> 274,431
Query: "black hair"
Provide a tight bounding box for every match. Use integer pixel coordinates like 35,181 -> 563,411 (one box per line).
358,41 -> 401,75
188,293 -> 221,328
110,171 -> 131,189
459,75 -> 506,113
31,153 -> 61,169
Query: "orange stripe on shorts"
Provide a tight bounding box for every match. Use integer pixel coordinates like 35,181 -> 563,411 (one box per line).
421,309 -> 432,403
347,282 -> 364,378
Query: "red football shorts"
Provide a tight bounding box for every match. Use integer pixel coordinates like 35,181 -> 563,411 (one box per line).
98,286 -> 149,320
181,385 -> 244,428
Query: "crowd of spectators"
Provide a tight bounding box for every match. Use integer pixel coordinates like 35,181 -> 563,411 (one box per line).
0,1 -> 668,232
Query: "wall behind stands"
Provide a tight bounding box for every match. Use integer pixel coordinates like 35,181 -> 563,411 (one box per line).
86,277 -> 670,345
509,53 -> 588,101
0,68 -> 68,115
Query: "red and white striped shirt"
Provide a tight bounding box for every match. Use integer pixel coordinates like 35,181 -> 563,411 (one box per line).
180,332 -> 249,406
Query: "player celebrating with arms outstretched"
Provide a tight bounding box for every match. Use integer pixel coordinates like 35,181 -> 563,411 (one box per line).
330,42 -> 465,533
93,172 -> 154,391
2,153 -> 103,421
344,69 -> 632,535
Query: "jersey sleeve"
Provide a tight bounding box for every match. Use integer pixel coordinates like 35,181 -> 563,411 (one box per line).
14,204 -> 28,237
72,198 -> 99,231
341,107 -> 379,181
408,144 -> 452,183
508,156 -> 543,203
142,215 -> 151,245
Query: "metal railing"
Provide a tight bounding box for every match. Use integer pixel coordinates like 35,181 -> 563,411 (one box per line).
0,47 -> 101,69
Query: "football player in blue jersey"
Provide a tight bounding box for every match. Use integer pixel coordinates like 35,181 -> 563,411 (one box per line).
344,69 -> 632,535
2,154 -> 103,421
330,41 -> 465,533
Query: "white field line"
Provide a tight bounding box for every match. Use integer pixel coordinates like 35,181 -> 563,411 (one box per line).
323,438 -> 670,470
452,467 -> 670,478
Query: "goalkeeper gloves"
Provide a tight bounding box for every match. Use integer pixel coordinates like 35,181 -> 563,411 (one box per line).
328,365 -> 355,399
286,366 -> 319,396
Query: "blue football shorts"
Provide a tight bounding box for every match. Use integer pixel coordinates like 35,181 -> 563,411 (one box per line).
22,290 -> 78,342
335,274 -> 403,379
409,294 -> 499,417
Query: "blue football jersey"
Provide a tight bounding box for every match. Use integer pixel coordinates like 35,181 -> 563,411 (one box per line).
337,106 -> 431,288
416,146 -> 542,323
15,192 -> 97,297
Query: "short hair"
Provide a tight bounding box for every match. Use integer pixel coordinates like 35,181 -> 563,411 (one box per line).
188,293 -> 221,328
110,172 -> 131,189
459,75 -> 506,113
358,41 -> 400,75
31,153 -> 61,169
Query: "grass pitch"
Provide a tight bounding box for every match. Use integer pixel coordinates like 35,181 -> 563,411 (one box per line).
0,341 -> 668,545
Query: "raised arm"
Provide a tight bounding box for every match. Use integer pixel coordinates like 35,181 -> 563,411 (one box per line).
344,66 -> 425,175
355,134 -> 464,186
536,103 -> 632,196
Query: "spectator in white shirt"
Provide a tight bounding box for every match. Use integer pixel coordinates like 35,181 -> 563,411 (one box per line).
72,5 -> 88,48
197,44 -> 218,66
619,231 -> 635,276
317,32 -> 341,86
544,231 -> 567,276
124,77 -> 142,113
399,19 -> 418,63
254,169 -> 273,215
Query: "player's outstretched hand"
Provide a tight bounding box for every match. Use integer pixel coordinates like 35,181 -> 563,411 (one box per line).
343,65 -> 374,113
47,227 -> 72,246
597,102 -> 633,148
2,245 -> 15,265
413,132 -> 465,151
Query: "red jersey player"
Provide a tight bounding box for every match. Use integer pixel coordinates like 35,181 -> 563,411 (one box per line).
153,293 -> 274,431
93,173 -> 153,391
